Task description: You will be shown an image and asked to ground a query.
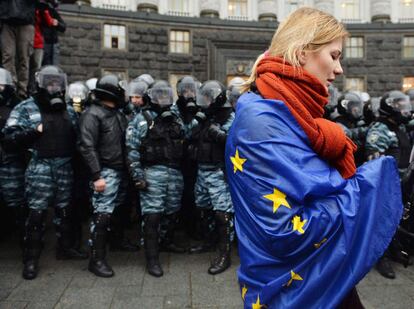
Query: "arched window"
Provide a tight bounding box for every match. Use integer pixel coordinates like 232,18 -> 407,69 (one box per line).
399,0 -> 414,22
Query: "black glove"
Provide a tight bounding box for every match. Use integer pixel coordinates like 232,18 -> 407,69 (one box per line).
208,123 -> 227,144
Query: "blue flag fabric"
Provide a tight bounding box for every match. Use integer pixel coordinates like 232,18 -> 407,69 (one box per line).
225,92 -> 403,309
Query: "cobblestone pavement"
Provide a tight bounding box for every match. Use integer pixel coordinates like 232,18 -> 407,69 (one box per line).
1,227 -> 414,309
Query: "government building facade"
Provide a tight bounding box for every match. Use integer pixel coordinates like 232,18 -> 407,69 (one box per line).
59,0 -> 414,96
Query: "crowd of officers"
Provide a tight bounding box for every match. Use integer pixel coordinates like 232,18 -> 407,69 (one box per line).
0,65 -> 244,280
326,85 -> 414,280
1,63 -> 414,283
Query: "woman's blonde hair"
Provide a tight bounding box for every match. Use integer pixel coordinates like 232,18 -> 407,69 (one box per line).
241,7 -> 348,92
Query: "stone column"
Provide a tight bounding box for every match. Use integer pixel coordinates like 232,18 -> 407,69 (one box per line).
258,0 -> 277,21
314,0 -> 334,15
199,0 -> 220,18
137,0 -> 159,13
370,0 -> 391,22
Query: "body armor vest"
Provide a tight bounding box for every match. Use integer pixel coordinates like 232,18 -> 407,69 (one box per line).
139,111 -> 184,168
34,109 -> 75,158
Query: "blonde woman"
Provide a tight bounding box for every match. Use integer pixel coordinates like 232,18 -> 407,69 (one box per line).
225,7 -> 402,309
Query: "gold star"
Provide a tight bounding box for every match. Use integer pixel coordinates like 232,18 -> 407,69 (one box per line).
314,238 -> 327,249
263,188 -> 291,213
291,215 -> 307,234
286,270 -> 303,287
241,285 -> 248,301
230,148 -> 247,173
252,295 -> 263,309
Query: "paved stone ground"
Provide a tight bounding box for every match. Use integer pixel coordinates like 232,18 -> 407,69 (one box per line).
1,227 -> 414,309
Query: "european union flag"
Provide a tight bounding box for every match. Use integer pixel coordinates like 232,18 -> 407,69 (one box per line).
225,92 -> 403,309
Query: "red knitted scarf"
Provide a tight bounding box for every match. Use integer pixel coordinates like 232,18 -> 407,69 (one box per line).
255,56 -> 356,179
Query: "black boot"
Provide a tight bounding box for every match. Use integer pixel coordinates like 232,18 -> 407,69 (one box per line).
208,211 -> 232,275
189,209 -> 216,254
55,207 -> 88,260
144,214 -> 163,277
160,213 -> 186,253
376,255 -> 396,279
109,206 -> 139,252
22,209 -> 46,280
88,213 -> 114,278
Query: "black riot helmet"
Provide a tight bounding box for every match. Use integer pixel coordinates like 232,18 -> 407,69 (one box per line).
337,91 -> 364,121
227,77 -> 245,108
34,65 -> 67,111
147,80 -> 174,119
197,80 -> 227,115
94,74 -> 128,108
67,81 -> 89,113
176,75 -> 199,114
0,68 -> 16,105
379,90 -> 412,124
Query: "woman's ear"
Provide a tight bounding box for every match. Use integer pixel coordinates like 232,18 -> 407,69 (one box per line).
298,50 -> 307,66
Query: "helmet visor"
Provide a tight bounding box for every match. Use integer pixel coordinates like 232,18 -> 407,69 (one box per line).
196,86 -> 222,108
392,96 -> 412,117
128,81 -> 148,97
36,72 -> 67,95
347,100 -> 363,119
177,82 -> 198,100
68,83 -> 88,103
148,87 -> 173,106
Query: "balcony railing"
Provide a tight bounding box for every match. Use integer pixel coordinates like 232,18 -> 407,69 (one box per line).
166,10 -> 191,17
341,18 -> 363,23
227,15 -> 249,21
101,4 -> 128,11
399,18 -> 414,23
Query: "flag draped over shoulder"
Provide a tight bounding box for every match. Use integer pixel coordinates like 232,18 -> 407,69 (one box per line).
225,92 -> 403,309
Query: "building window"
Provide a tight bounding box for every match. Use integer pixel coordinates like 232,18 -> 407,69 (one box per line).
286,0 -> 304,16
101,0 -> 127,11
167,0 -> 190,16
399,0 -> 414,22
228,0 -> 248,20
403,36 -> 414,58
345,77 -> 366,92
103,24 -> 126,50
339,0 -> 361,22
403,77 -> 414,92
345,36 -> 364,58
169,30 -> 190,54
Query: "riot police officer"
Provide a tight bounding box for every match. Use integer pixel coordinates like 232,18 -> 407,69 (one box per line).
366,90 -> 413,279
79,74 -> 130,278
4,65 -> 88,280
0,68 -> 26,243
126,80 -> 187,277
188,80 -> 235,275
335,91 -> 367,166
124,80 -> 148,120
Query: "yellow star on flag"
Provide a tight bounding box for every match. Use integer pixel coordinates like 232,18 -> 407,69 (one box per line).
252,295 -> 263,309
286,270 -> 303,287
230,148 -> 247,173
263,188 -> 291,213
241,285 -> 248,301
291,215 -> 307,234
314,238 -> 327,249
